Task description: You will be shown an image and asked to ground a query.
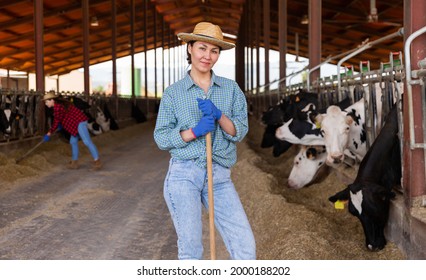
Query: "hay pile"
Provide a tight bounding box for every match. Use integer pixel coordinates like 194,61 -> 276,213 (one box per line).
235,118 -> 405,259
0,119 -> 405,259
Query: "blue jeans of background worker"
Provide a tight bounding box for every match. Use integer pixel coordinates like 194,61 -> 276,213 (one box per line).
69,121 -> 99,161
164,158 -> 256,260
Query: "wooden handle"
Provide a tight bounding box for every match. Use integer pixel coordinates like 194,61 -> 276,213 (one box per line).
15,140 -> 44,164
205,132 -> 216,260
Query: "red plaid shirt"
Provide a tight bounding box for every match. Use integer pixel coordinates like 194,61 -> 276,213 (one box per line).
49,103 -> 88,136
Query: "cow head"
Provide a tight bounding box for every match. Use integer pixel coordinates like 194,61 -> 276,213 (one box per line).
1,109 -> 22,137
288,145 -> 328,189
329,181 -> 395,251
316,106 -> 353,165
261,99 -> 289,126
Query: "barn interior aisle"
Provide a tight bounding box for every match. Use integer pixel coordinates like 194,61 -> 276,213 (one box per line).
0,119 -> 405,259
0,121 -> 181,259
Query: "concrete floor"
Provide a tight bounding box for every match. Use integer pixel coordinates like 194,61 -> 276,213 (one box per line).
0,121 -> 228,260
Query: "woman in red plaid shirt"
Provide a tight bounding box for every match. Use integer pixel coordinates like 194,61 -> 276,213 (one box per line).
43,93 -> 102,170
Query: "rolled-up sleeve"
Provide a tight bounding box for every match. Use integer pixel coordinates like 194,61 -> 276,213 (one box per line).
222,84 -> 248,142
153,92 -> 189,150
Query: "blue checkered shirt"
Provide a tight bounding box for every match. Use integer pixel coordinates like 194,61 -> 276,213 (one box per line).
154,71 -> 248,169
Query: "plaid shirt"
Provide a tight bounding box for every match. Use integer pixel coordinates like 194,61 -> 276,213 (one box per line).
154,71 -> 248,169
49,103 -> 88,136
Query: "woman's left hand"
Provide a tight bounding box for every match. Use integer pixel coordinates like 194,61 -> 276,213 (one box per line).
197,98 -> 222,120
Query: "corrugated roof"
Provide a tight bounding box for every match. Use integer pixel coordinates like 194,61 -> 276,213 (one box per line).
0,0 -> 403,76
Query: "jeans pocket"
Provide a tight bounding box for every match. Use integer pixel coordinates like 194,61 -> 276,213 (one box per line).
212,163 -> 231,185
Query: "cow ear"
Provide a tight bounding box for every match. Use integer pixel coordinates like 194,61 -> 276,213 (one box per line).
329,186 -> 350,202
346,114 -> 354,125
306,147 -> 317,159
315,113 -> 325,124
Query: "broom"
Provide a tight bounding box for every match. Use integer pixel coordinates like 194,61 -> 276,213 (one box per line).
205,132 -> 216,260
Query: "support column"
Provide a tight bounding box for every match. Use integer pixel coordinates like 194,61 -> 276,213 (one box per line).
130,0 -> 135,100
112,0 -> 117,97
403,0 -> 426,204
82,0 -> 90,97
144,0 -> 149,116
308,0 -> 321,87
153,6 -> 158,99
34,0 -> 44,93
278,0 -> 287,92
236,8 -> 246,91
255,0 -> 260,92
245,3 -> 250,92
161,16 -> 165,93
249,0 -> 254,91
263,0 -> 271,103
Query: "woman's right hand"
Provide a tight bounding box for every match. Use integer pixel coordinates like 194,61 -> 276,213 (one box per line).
43,134 -> 51,142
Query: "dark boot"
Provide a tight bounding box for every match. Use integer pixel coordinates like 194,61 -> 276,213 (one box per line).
92,159 -> 102,171
67,160 -> 80,170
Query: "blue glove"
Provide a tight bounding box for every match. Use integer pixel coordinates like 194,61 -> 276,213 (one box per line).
197,98 -> 222,120
43,134 -> 51,142
191,115 -> 215,138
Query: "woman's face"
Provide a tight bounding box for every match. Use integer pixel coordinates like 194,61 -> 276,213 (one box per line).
188,41 -> 220,74
44,99 -> 55,108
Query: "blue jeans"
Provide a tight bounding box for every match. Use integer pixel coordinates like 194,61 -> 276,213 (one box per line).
69,121 -> 99,161
164,158 -> 256,260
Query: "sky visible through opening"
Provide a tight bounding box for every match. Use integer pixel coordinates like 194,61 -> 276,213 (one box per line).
87,47 -> 339,96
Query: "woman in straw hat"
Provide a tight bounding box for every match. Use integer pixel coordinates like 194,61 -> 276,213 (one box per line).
43,93 -> 102,170
154,22 -> 255,259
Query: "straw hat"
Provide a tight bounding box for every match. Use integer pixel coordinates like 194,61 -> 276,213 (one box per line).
42,92 -> 58,101
177,22 -> 235,50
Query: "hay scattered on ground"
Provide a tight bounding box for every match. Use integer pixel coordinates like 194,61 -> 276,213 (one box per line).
234,117 -> 405,259
0,119 -> 405,259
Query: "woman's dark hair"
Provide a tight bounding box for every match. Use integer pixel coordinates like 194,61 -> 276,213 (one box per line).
186,41 -> 195,64
55,96 -> 73,110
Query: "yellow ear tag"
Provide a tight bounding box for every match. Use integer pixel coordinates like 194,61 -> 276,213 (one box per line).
315,122 -> 321,129
334,200 -> 345,210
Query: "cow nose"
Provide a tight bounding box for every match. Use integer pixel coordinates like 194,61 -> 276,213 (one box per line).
332,156 -> 342,163
367,242 -> 385,251
287,179 -> 297,189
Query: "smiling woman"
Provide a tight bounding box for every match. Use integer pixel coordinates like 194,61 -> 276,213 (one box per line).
153,21 -> 256,260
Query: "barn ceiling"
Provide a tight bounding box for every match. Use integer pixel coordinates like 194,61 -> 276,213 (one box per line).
0,0 -> 404,77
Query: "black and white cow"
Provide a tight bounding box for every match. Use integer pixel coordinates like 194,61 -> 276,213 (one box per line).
0,108 -> 21,137
260,91 -> 319,157
275,103 -> 324,146
95,106 -> 111,133
87,114 -> 103,136
328,105 -> 401,251
315,98 -> 367,165
101,104 -> 119,130
288,145 -> 328,189
261,124 -> 293,157
260,98 -> 295,157
132,104 -> 147,123
274,97 -> 352,148
67,95 -> 91,110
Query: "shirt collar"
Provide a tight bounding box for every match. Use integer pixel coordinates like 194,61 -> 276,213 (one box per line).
183,70 -> 221,90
